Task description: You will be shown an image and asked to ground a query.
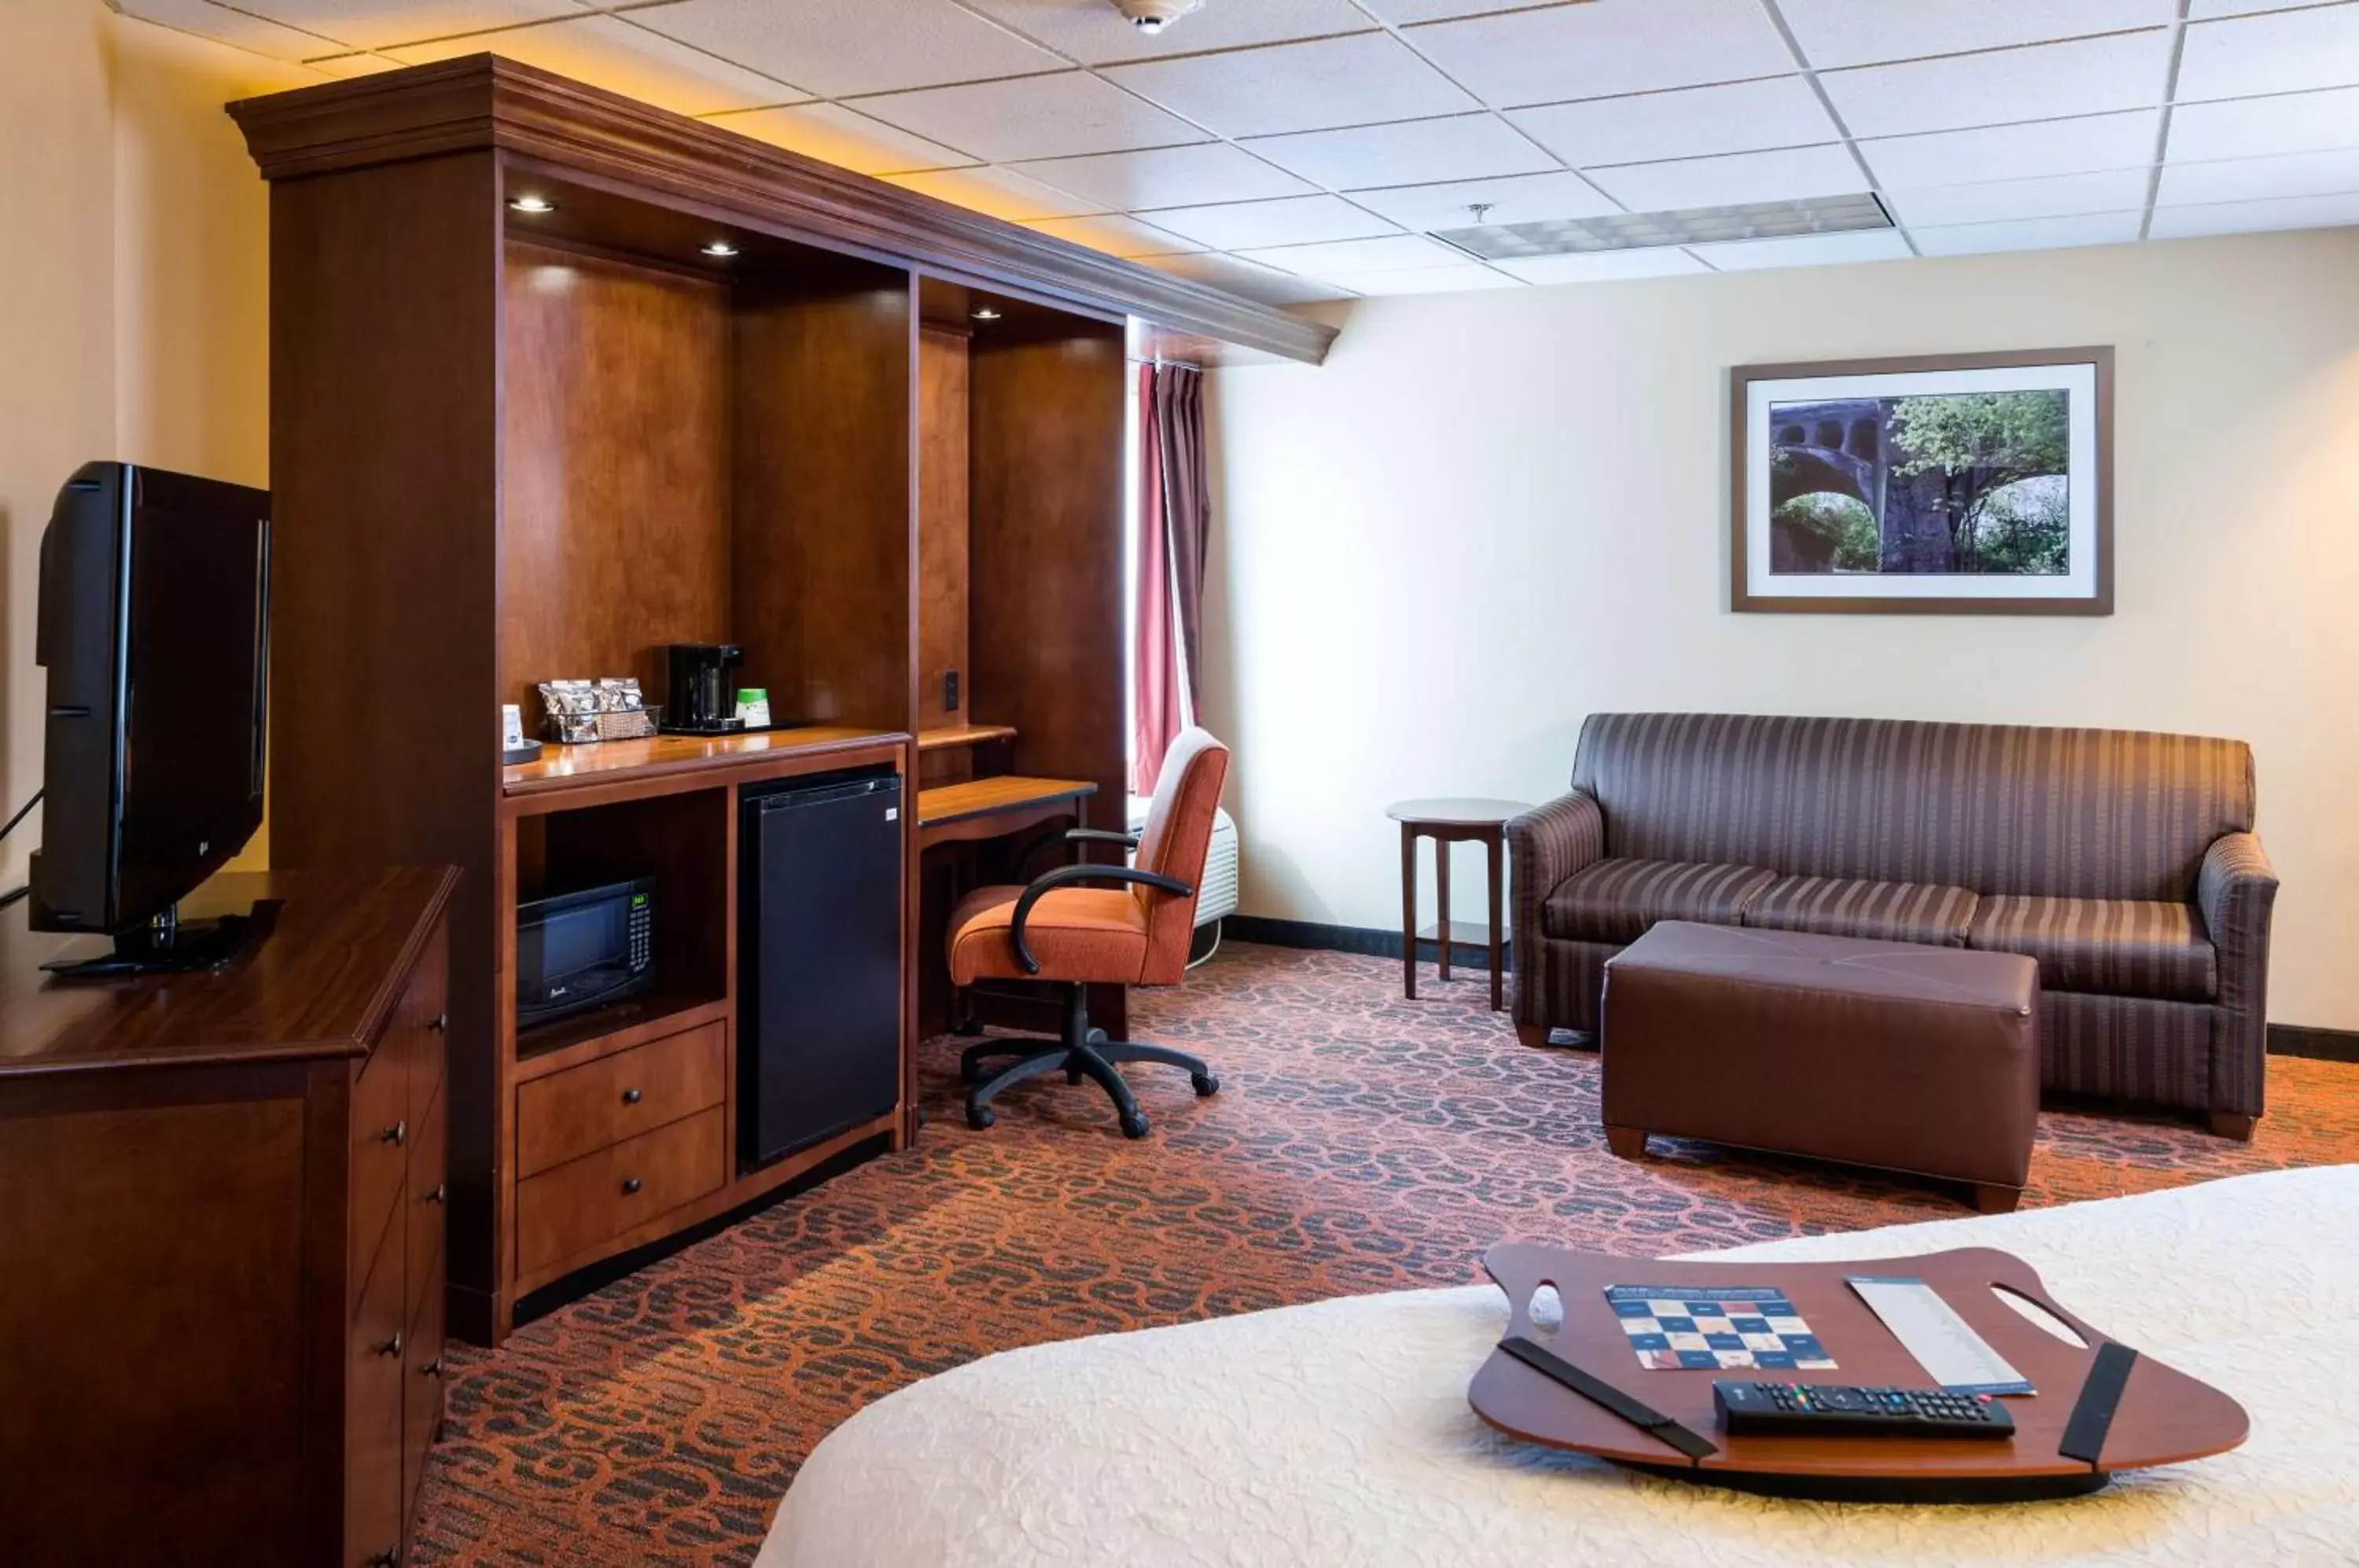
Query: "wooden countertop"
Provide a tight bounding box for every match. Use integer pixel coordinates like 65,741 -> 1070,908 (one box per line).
0,867 -> 460,1080
502,725 -> 907,797
917,775 -> 1096,826
916,723 -> 1018,752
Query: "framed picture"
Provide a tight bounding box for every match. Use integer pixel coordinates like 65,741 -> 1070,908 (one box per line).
1731,347 -> 2113,614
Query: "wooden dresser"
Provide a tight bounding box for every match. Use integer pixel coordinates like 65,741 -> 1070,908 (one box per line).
0,867 -> 458,1568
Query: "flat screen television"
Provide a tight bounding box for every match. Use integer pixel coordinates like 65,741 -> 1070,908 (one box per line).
29,462 -> 270,974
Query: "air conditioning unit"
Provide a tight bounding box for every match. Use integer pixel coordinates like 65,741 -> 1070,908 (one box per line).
1129,795 -> 1238,965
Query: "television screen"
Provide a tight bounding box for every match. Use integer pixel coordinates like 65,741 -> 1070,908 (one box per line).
30,462 -> 270,944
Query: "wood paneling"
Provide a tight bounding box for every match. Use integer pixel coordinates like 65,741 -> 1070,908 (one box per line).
501,241 -> 732,709
228,57 -> 1336,366
917,326 -> 971,737
262,153 -> 505,1313
732,273 -> 915,731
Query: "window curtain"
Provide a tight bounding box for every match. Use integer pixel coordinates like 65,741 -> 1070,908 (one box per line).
1132,361 -> 1209,797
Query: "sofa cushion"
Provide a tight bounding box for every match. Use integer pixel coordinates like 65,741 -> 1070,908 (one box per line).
1968,896 -> 2217,1002
1743,875 -> 1978,947
1542,859 -> 1775,945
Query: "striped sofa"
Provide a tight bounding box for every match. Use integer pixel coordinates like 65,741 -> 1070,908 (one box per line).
1507,713 -> 2280,1138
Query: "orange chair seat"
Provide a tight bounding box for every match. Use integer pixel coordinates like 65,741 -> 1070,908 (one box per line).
948,883 -> 1152,986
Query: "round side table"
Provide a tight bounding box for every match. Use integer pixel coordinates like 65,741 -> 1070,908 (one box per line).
1386,798 -> 1528,1010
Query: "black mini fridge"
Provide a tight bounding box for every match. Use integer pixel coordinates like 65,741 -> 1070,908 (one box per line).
738,768 -> 903,1172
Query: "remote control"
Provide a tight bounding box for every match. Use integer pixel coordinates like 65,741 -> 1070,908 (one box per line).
1713,1381 -> 2015,1439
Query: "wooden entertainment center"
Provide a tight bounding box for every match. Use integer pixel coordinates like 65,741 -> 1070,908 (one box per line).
230,57 -> 1331,1345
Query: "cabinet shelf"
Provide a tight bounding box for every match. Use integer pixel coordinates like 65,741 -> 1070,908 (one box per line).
515,992 -> 727,1077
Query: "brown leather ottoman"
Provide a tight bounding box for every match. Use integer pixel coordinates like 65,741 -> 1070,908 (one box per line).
1599,922 -> 2041,1213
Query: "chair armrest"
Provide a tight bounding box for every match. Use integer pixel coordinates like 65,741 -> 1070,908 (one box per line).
1065,828 -> 1142,849
1009,863 -> 1194,976
2197,831 -> 2280,1120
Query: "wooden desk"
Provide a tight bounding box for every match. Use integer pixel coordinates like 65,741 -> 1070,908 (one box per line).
918,775 -> 1097,851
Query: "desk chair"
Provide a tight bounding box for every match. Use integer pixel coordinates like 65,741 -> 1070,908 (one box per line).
947,727 -> 1231,1139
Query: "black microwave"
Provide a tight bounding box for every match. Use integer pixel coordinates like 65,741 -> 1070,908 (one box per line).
517,877 -> 654,1025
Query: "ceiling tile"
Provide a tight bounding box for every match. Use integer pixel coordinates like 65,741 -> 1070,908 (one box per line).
1319,264 -> 1525,295
1858,110 -> 2159,188
1141,250 -> 1355,304
632,0 -> 1061,98
1582,143 -> 1865,210
1777,0 -> 2173,72
386,15 -> 803,114
1510,76 -> 1837,169
2177,5 -> 2359,101
1012,144 -> 1312,211
1694,228 -> 1914,269
1406,0 -> 1797,109
1235,234 -> 1469,275
1025,213 -> 1203,258
2188,0 -> 2347,15
855,71 -> 1208,161
1359,0 -> 1548,21
1137,194 -> 1399,249
966,0 -> 1372,66
2157,146 -> 2359,207
886,164 -> 1106,220
1242,113 -> 1557,190
1101,32 -> 1473,138
1492,248 -> 1710,283
2167,86 -> 2359,162
303,50 -> 406,76
701,101 -> 975,175
1820,31 -> 2173,138
1911,210 -> 2145,253
2147,189 -> 2359,237
1884,167 -> 2152,226
1346,169 -> 1620,230
236,0 -> 579,50
118,0 -> 345,60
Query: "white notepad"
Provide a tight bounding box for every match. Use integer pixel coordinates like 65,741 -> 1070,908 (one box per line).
1848,1275 -> 2036,1396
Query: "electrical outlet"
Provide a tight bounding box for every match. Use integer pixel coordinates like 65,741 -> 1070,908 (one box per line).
944,670 -> 959,712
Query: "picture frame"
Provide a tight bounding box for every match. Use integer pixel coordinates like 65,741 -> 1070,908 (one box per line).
1730,347 -> 2114,615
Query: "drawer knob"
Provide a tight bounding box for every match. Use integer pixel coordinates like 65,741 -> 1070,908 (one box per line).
621,1176 -> 643,1196
375,1333 -> 403,1359
421,1359 -> 444,1379
381,1120 -> 407,1147
368,1551 -> 399,1568
425,1182 -> 447,1205
621,1087 -> 643,1105
428,1011 -> 449,1032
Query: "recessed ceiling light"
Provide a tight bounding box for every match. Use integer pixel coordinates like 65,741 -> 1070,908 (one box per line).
1434,193 -> 1893,260
971,307 -> 1002,322
701,241 -> 739,258
506,194 -> 556,214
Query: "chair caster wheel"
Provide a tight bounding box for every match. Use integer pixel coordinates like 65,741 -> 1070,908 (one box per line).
1086,1027 -> 1109,1044
1191,1072 -> 1220,1096
966,1103 -> 995,1131
1119,1110 -> 1150,1139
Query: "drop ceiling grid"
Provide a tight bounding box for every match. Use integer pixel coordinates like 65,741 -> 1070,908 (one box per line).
120,0 -> 2359,302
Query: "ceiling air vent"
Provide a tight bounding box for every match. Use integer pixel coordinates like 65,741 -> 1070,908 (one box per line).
1434,192 -> 1893,260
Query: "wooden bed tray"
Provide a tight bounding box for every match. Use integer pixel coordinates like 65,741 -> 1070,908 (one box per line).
1470,1243 -> 2248,1503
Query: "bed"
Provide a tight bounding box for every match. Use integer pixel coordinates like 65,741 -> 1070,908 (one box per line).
761,1165 -> 2359,1566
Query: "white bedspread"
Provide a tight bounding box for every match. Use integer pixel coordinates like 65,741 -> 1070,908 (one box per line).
763,1166 -> 2359,1567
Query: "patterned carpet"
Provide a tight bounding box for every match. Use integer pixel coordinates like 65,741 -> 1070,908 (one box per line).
414,942 -> 2359,1565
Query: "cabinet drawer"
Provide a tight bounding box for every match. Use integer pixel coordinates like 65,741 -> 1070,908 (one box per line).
514,1106 -> 727,1278
406,1073 -> 448,1326
402,1238 -> 447,1547
516,1022 -> 725,1178
348,1047 -> 407,1290
345,1221 -> 407,1568
406,919 -> 450,1131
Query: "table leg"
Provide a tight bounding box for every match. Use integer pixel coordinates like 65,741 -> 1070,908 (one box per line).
1436,838 -> 1452,982
1400,824 -> 1417,1001
1486,830 -> 1504,1012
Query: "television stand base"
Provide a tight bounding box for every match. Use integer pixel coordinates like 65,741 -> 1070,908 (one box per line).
42,909 -> 259,977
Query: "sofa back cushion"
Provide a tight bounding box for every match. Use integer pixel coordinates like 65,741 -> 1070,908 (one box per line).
1570,712 -> 2253,903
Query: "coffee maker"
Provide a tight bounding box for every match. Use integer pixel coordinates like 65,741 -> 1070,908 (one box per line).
662,642 -> 743,734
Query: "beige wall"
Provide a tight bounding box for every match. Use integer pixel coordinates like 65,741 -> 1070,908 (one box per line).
1205,229 -> 2359,1029
0,0 -> 305,887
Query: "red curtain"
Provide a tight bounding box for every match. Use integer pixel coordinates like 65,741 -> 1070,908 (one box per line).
1132,363 -> 1208,797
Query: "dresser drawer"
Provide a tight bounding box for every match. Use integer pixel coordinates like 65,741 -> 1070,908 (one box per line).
401,1235 -> 447,1546
348,1047 -> 408,1289
516,1022 -> 725,1178
514,1106 -> 727,1277
345,1219 -> 407,1568
405,1073 -> 448,1326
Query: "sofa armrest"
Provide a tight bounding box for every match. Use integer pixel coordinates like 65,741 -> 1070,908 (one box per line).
2197,832 -> 2280,1121
1504,791 -> 1604,1012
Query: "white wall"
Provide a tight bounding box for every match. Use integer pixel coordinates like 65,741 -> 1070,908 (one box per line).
1204,229 -> 2359,1029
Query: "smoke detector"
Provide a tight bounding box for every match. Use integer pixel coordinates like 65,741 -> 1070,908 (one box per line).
1110,0 -> 1202,35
